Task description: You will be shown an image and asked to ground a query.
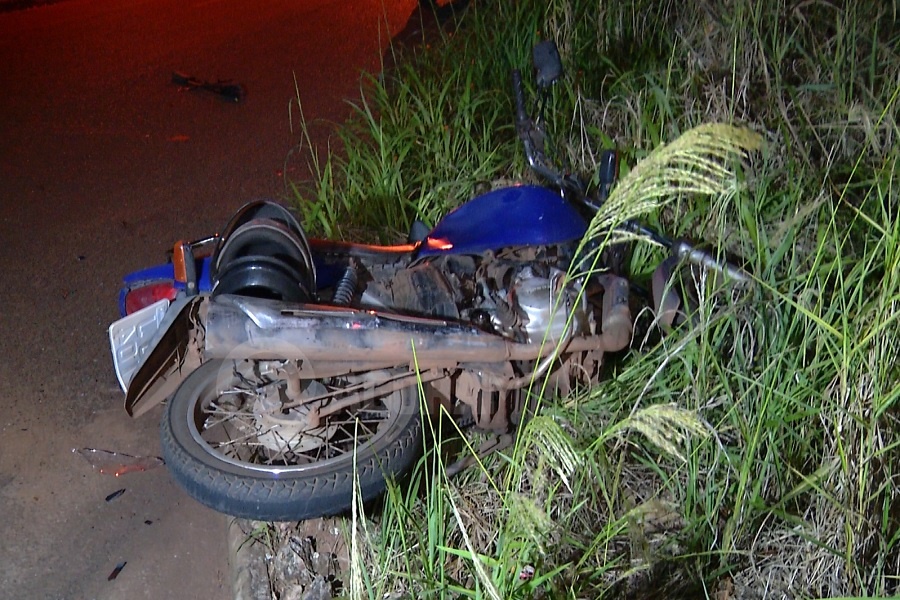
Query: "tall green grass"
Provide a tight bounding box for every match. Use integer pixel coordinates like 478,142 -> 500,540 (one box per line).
284,0 -> 900,596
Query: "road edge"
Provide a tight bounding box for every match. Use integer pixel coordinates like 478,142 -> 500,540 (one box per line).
228,518 -> 272,600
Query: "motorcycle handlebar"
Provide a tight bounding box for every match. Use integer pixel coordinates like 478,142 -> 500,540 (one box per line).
622,221 -> 749,283
673,240 -> 751,283
512,58 -> 751,286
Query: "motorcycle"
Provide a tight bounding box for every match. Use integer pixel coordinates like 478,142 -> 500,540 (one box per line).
108,41 -> 747,521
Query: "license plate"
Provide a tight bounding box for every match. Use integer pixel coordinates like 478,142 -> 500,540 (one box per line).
108,298 -> 170,392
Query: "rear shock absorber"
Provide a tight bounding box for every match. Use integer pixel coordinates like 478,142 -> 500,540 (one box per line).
332,259 -> 358,306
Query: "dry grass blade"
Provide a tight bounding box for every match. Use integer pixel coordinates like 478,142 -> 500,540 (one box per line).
447,490 -> 502,600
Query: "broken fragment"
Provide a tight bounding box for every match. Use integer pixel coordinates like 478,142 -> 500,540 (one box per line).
108,561 -> 126,581
74,448 -> 165,476
105,488 -> 126,502
172,71 -> 245,102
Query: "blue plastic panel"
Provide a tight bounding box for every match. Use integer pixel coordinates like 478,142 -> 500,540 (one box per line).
418,185 -> 587,257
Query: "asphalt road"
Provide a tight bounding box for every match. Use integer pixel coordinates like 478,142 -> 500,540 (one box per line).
0,0 -> 416,597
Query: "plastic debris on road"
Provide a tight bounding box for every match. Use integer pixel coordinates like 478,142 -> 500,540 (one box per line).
74,447 -> 165,476
105,488 -> 126,502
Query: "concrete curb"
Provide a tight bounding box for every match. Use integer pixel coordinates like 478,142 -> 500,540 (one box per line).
228,518 -> 272,600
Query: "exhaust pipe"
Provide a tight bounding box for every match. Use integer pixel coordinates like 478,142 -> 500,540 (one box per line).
204,293 -> 632,366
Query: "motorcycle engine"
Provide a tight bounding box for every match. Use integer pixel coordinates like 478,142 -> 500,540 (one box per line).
457,248 -> 594,343
357,246 -> 594,344
509,265 -> 592,342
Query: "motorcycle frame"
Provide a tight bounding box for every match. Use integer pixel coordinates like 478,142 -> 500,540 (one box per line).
123,274 -> 633,429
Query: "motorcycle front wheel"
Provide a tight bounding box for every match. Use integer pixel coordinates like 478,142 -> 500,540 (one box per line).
160,359 -> 422,521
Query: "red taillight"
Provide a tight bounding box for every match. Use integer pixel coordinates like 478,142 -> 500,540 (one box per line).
124,282 -> 178,315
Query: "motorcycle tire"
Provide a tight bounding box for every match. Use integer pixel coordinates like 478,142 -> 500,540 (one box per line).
160,359 -> 422,521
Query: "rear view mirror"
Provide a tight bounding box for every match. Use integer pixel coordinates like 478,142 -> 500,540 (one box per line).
532,41 -> 562,88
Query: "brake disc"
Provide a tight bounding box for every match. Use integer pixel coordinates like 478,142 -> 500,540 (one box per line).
252,379 -> 334,454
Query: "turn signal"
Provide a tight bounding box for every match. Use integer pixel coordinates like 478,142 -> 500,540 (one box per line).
172,240 -> 199,295
172,241 -> 188,283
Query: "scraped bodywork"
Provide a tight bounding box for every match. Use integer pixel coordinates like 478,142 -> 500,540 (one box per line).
124,298 -> 204,417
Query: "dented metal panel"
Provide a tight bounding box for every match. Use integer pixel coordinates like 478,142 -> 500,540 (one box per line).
124,297 -> 204,417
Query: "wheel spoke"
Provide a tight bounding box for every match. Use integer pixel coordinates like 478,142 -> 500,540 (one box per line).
163,359 -> 423,520
191,365 -> 403,471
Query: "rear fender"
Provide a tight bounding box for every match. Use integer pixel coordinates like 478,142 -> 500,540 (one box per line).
124,297 -> 204,417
